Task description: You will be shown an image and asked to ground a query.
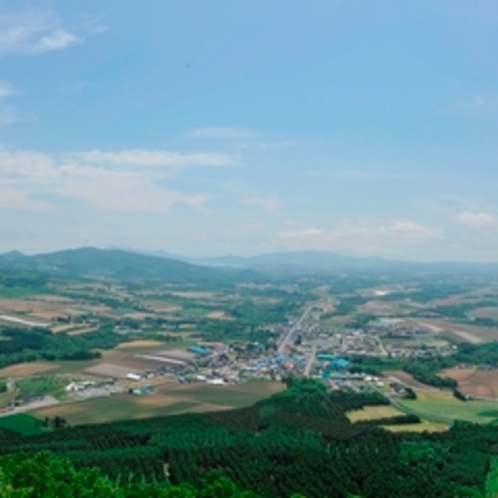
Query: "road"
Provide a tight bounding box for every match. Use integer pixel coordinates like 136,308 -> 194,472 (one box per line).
376,336 -> 388,357
0,395 -> 59,417
304,344 -> 317,378
277,305 -> 313,354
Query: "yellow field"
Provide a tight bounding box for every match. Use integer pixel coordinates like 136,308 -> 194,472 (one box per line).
384,420 -> 448,433
0,362 -> 58,378
206,311 -> 233,320
347,405 -> 403,422
115,340 -> 165,349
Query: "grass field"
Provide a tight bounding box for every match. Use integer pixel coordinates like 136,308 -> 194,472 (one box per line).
0,394 -> 9,409
31,381 -> 285,426
15,375 -> 69,399
32,396 -> 176,425
0,286 -> 48,299
347,405 -> 403,422
0,413 -> 44,435
383,420 -> 448,433
397,389 -> 498,424
158,381 -> 285,409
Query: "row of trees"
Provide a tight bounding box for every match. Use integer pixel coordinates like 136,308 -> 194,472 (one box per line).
0,325 -> 133,370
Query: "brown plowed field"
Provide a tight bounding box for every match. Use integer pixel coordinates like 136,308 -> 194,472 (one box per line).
0,362 -> 58,377
384,370 -> 438,389
442,367 -> 498,398
115,340 -> 164,349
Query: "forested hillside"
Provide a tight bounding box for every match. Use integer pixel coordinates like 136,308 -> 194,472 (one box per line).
0,379 -> 496,497
0,452 -> 260,497
0,248 -> 259,286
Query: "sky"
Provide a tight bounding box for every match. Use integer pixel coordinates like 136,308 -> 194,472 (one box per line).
0,0 -> 497,261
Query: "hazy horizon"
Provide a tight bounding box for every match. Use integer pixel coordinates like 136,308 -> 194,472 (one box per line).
3,244 -> 498,266
1,1 -> 497,261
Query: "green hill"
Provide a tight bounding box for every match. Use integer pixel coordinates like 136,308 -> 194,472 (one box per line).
0,380 -> 494,497
0,248 -> 259,285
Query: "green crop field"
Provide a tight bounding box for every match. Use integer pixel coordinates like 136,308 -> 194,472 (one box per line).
31,396 -> 169,425
0,413 -> 44,435
160,381 -> 285,409
31,381 -> 286,426
15,375 -> 69,399
398,399 -> 498,424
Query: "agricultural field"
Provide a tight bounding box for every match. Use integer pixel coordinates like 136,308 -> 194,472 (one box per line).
442,367 -> 498,398
15,375 -> 69,399
0,413 -> 44,436
346,404 -> 403,422
418,319 -> 498,343
31,381 -> 285,425
383,420 -> 448,433
0,361 -> 58,378
384,370 -> 438,390
470,307 -> 498,321
397,389 -> 498,424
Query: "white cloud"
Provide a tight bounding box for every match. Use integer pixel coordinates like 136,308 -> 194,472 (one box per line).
239,140 -> 296,150
241,195 -> 280,213
272,220 -> 440,255
447,95 -> 498,116
0,186 -> 47,210
0,107 -> 23,127
82,15 -> 109,35
277,228 -> 323,239
0,81 -> 23,127
189,126 -> 254,139
60,173 -> 208,214
37,29 -> 78,52
308,169 -> 411,181
0,81 -> 18,99
72,149 -> 236,168
457,211 -> 498,228
378,221 -> 439,238
0,146 -> 229,212
0,9 -> 80,55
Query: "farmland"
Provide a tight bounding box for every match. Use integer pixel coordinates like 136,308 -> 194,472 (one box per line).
346,404 -> 403,422
442,367 -> 498,398
384,420 -> 448,433
31,381 -> 285,425
1,379 -> 497,497
0,361 -> 58,377
0,413 -> 43,436
4,255 -> 498,437
396,389 -> 498,424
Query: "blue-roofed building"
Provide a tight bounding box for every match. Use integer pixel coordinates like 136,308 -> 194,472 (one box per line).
316,353 -> 336,362
187,345 -> 210,356
331,358 -> 350,370
252,342 -> 264,352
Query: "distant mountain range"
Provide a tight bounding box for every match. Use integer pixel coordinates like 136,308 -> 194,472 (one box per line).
0,247 -> 497,282
191,251 -> 392,270
0,247 -> 257,284
191,251 -> 498,275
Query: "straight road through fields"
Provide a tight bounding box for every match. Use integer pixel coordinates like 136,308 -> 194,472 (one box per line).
277,305 -> 313,354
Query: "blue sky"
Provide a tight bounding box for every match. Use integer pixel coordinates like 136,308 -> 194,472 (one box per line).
1,1 -> 497,261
